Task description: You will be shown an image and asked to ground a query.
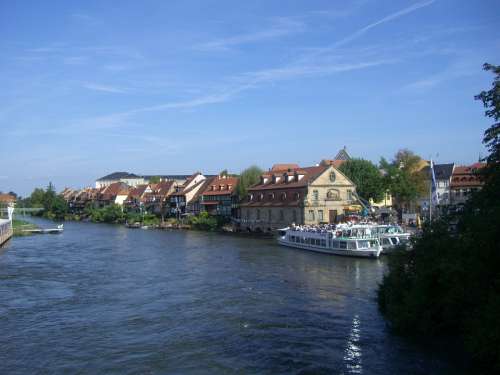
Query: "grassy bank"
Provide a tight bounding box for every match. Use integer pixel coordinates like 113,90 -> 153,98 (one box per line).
12,219 -> 39,236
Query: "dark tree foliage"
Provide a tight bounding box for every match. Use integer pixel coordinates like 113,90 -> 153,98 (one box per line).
339,158 -> 385,202
378,64 -> 500,372
27,183 -> 68,220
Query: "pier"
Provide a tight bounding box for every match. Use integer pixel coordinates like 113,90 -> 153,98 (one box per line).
0,219 -> 13,246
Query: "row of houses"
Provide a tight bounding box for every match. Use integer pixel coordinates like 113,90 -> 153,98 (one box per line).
417,161 -> 486,209
62,172 -> 239,219
59,148 -> 486,231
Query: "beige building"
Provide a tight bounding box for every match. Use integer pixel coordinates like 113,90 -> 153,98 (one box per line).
239,164 -> 357,232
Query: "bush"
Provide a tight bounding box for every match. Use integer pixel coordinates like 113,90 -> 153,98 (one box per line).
191,212 -> 218,231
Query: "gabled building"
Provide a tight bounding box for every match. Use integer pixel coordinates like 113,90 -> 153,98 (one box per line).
123,184 -> 153,212
450,163 -> 485,205
169,173 -> 207,216
199,175 -> 239,217
320,147 -> 351,168
239,164 -> 357,232
97,182 -> 130,207
141,180 -> 176,215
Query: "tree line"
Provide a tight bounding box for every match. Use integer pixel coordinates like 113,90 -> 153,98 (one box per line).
378,63 -> 500,373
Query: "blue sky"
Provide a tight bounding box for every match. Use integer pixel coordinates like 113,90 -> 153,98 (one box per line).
1,0 -> 499,196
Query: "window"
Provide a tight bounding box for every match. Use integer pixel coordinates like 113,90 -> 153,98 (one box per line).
309,210 -> 315,221
313,190 -> 319,200
249,194 -> 253,201
329,171 -> 336,182
259,193 -> 264,201
279,210 -> 284,221
318,210 -> 324,222
268,210 -> 272,222
339,241 -> 347,249
347,190 -> 353,201
281,192 -> 287,201
257,209 -> 260,220
269,193 -> 275,200
294,192 -> 300,200
246,209 -> 250,220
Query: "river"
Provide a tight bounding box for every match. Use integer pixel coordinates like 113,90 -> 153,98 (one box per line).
0,218 -> 462,374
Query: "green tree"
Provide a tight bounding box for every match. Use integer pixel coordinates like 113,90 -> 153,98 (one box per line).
380,149 -> 427,212
339,158 -> 385,202
148,176 -> 161,184
235,165 -> 263,200
378,63 -> 500,372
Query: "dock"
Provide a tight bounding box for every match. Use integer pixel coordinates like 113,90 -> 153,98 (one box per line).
0,219 -> 13,246
22,224 -> 64,234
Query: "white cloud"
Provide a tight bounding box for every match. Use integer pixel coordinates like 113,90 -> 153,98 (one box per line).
82,83 -> 129,94
195,17 -> 305,51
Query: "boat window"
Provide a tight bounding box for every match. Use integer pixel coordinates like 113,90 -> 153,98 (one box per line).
332,240 -> 339,248
321,240 -> 326,247
301,237 -> 305,243
358,240 -> 368,248
390,237 -> 398,245
348,241 -> 356,249
339,241 -> 347,249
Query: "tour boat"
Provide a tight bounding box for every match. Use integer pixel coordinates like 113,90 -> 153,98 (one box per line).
371,225 -> 411,253
277,226 -> 382,258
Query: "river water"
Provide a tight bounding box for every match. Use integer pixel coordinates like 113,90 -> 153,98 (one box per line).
0,218 -> 461,374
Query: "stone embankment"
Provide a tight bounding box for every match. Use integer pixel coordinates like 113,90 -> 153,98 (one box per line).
0,219 -> 13,246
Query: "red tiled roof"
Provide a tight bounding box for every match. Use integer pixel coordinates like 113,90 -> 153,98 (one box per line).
202,176 -> 239,196
248,165 -> 328,191
450,163 -> 485,188
0,193 -> 16,203
271,163 -> 300,172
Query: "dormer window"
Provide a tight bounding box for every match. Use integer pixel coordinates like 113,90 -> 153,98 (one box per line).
263,177 -> 269,184
273,175 -> 281,183
212,185 -> 216,191
219,185 -> 224,190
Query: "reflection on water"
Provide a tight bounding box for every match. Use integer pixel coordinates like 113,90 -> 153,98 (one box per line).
344,314 -> 362,374
0,218 -> 461,374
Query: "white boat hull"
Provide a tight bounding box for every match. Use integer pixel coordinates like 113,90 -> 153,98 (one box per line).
278,237 -> 381,258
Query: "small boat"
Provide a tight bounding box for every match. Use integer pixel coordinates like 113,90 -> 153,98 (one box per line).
125,222 -> 141,228
277,225 -> 382,258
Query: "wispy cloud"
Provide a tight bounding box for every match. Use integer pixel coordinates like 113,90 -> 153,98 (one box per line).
195,17 -> 305,51
82,82 -> 129,94
330,0 -> 436,49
